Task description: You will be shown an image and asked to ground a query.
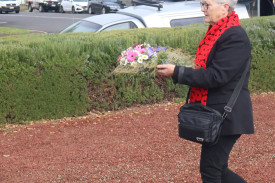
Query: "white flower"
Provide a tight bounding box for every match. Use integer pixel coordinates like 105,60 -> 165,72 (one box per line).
137,57 -> 143,63
120,57 -> 126,63
131,62 -> 137,66
142,55 -> 148,60
121,59 -> 128,65
122,51 -> 127,56
134,50 -> 139,55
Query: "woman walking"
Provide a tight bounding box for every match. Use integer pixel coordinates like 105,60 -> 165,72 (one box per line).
156,0 -> 254,182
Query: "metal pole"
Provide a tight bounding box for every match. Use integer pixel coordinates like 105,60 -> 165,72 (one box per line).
257,0 -> 260,16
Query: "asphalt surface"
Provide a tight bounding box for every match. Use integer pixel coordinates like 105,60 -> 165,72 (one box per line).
0,10 -> 91,33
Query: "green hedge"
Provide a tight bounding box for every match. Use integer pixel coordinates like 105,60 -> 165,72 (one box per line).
0,35 -> 91,124
240,16 -> 275,92
0,15 -> 274,125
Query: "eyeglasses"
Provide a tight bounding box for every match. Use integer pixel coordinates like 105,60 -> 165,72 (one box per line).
200,1 -> 228,10
200,2 -> 211,10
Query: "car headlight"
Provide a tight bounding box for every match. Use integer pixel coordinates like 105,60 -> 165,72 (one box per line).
110,5 -> 119,9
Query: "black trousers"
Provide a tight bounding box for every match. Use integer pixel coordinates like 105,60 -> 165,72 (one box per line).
200,135 -> 247,183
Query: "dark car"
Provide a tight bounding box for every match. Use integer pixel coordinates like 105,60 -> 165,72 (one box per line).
88,0 -> 124,14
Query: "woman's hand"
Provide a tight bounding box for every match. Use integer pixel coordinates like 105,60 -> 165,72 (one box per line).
156,64 -> 176,78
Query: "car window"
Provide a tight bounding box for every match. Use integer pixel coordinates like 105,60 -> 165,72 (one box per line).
170,17 -> 205,27
102,22 -> 138,31
61,21 -> 102,33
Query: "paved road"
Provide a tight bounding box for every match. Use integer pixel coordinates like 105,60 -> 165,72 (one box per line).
0,10 -> 92,33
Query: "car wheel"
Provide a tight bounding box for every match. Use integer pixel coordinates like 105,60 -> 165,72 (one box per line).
39,5 -> 44,12
59,6 -> 64,13
28,4 -> 33,12
15,10 -> 19,13
101,7 -> 106,14
72,7 -> 76,14
88,6 -> 93,14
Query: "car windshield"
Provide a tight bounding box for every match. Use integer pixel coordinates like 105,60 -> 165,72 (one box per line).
74,0 -> 88,2
103,0 -> 118,2
61,20 -> 102,33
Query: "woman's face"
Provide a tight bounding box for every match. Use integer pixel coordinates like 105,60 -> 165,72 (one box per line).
201,0 -> 229,25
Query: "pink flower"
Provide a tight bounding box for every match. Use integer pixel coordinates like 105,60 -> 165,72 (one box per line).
132,44 -> 142,48
127,51 -> 138,62
135,47 -> 147,54
117,55 -> 122,62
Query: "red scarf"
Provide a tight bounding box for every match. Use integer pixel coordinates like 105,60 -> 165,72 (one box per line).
189,11 -> 241,105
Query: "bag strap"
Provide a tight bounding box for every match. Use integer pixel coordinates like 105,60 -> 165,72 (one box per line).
186,87 -> 191,104
185,56 -> 251,119
222,56 -> 252,119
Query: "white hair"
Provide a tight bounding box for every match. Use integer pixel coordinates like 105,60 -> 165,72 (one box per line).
216,0 -> 238,12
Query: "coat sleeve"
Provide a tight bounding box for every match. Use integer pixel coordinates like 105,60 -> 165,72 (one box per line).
173,26 -> 251,89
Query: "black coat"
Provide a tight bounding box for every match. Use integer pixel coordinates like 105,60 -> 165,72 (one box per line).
173,26 -> 254,135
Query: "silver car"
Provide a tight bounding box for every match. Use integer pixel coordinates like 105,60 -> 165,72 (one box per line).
61,1 -> 249,33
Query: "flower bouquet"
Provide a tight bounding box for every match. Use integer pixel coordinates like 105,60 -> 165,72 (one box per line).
112,43 -> 194,75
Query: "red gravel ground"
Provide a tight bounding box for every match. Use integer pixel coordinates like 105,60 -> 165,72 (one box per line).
0,93 -> 274,182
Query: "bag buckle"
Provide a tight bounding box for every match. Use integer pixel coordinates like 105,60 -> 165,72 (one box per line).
224,106 -> 232,112
196,137 -> 204,142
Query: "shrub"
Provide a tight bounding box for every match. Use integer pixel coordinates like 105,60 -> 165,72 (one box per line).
240,16 -> 275,92
0,15 -> 274,125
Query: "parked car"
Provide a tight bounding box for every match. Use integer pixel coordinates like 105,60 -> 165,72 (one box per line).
0,0 -> 20,14
61,1 -> 249,33
59,0 -> 89,13
88,0 -> 123,14
26,0 -> 61,12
